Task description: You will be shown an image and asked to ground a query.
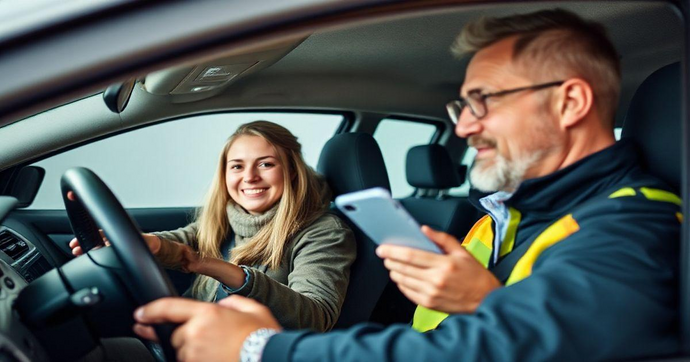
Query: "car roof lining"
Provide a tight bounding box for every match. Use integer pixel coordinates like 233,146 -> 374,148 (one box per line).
0,1 -> 682,170
130,1 -> 682,126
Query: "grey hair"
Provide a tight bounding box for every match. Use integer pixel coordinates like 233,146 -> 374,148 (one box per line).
452,9 -> 621,125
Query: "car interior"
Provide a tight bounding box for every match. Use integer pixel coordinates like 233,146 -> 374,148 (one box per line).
0,1 -> 686,361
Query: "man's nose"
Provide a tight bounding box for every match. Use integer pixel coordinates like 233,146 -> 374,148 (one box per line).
455,107 -> 482,139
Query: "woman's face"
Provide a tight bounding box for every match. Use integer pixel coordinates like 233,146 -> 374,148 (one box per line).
225,135 -> 286,215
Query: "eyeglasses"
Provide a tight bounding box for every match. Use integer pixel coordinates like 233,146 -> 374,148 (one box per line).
446,81 -> 565,124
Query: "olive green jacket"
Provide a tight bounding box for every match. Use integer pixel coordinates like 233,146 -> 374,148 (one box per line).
151,212 -> 355,332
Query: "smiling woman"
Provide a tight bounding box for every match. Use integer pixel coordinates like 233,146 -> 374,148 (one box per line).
150,121 -> 356,331
70,120 -> 357,332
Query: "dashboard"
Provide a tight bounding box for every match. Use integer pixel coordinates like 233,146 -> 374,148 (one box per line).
0,226 -> 51,362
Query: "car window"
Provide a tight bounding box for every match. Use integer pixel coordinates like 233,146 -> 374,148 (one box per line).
374,119 -> 437,198
29,112 -> 343,209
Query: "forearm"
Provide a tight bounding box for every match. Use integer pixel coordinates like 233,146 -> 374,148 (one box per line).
153,236 -> 188,269
240,270 -> 340,332
194,258 -> 246,289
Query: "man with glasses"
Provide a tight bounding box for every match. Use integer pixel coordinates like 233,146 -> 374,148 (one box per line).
132,9 -> 681,361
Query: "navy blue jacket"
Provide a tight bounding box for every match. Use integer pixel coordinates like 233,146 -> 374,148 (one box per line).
263,140 -> 681,361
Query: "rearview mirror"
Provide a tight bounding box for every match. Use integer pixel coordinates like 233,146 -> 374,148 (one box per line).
103,78 -> 136,114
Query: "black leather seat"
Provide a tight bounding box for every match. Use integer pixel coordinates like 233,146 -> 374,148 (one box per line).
367,144 -> 482,325
400,144 -> 480,239
316,132 -> 392,328
622,62 -> 680,190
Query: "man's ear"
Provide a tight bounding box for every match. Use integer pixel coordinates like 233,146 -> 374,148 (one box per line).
556,78 -> 594,129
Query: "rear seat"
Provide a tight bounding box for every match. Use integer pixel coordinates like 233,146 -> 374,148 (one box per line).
400,144 -> 481,239
369,144 -> 481,325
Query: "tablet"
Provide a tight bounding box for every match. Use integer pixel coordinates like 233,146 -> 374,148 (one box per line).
335,187 -> 442,254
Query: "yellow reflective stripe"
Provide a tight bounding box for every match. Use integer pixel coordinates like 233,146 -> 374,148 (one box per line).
414,215 -> 494,332
462,215 -> 493,249
677,212 -> 683,223
465,238 -> 492,268
506,214 -> 580,286
640,187 -> 682,206
499,208 -> 521,257
609,187 -> 636,198
411,306 -> 449,332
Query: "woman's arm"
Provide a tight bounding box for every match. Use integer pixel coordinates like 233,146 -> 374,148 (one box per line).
150,223 -> 199,269
191,257 -> 247,288
228,214 -> 356,331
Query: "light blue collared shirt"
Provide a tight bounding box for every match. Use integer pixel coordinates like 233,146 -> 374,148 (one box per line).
479,191 -> 513,265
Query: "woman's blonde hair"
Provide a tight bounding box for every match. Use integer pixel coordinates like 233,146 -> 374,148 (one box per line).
191,121 -> 330,297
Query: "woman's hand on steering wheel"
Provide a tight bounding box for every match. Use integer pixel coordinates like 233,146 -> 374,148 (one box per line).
69,231 -> 162,257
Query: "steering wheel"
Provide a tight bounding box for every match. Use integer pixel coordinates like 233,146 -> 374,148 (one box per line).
61,167 -> 178,361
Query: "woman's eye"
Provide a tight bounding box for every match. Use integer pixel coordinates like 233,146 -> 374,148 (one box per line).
259,162 -> 274,168
229,164 -> 242,170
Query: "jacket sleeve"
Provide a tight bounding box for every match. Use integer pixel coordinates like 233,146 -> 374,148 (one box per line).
263,197 -> 680,361
235,215 -> 356,332
149,223 -> 199,269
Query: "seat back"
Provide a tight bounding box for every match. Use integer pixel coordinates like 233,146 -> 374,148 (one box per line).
369,144 -> 480,325
622,62 -> 680,190
317,133 -> 392,328
400,144 -> 480,238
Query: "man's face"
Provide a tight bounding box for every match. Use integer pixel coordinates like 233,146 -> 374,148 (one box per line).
456,37 -> 564,193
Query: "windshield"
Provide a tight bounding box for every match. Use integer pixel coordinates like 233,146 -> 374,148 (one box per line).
0,0 -> 127,42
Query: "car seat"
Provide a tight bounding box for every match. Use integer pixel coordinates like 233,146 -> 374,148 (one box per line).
316,132 -> 392,328
368,144 -> 482,325
400,144 -> 481,239
622,62 -> 680,191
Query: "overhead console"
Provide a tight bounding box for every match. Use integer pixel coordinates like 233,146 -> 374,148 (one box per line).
142,36 -> 308,102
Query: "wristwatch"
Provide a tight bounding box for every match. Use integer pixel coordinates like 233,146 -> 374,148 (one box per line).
240,328 -> 280,362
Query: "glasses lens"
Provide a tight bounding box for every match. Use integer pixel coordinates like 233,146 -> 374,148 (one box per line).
467,94 -> 486,119
446,101 -> 462,124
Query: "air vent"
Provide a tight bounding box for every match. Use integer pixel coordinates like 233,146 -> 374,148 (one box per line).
0,230 -> 29,260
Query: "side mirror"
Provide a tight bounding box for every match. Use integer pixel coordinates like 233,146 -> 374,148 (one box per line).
103,78 -> 136,114
8,166 -> 45,208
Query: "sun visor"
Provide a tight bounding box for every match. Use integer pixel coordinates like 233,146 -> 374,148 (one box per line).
143,36 -> 307,101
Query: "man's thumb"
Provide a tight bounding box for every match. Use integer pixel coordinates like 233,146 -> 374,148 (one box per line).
421,225 -> 463,253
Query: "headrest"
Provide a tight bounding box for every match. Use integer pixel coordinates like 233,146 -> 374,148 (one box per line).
406,144 -> 464,189
622,62 -> 680,191
317,133 -> 390,197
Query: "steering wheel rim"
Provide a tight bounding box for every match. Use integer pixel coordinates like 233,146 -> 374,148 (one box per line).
60,167 -> 178,361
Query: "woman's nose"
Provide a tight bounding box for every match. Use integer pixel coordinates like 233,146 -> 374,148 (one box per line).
243,168 -> 260,183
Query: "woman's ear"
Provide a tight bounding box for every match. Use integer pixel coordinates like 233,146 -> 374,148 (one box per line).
557,78 -> 594,129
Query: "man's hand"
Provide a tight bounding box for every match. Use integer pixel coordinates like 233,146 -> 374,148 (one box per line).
133,296 -> 282,362
376,225 -> 502,314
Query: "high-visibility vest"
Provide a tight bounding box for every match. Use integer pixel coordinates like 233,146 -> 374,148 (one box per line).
411,187 -> 682,333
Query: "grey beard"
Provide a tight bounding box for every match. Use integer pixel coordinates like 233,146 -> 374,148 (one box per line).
469,150 -> 544,193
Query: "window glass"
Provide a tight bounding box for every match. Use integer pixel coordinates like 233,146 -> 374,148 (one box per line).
374,119 -> 437,198
30,112 -> 343,209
